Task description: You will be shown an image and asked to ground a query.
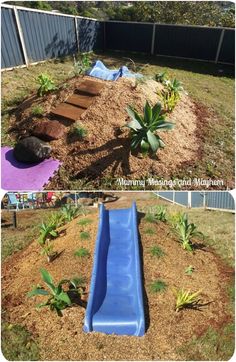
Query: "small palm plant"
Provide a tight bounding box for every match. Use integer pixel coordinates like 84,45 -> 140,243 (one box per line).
173,288 -> 202,311
27,269 -> 85,316
166,78 -> 183,96
155,71 -> 168,83
174,213 -> 204,251
125,101 -> 174,156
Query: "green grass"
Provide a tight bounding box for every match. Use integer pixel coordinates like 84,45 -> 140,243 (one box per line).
150,245 -> 165,258
31,105 -> 44,116
1,209 -> 58,261
69,124 -> 88,140
149,280 -> 167,293
77,218 -> 93,226
144,227 -> 155,235
177,324 -> 234,361
144,213 -> 156,223
74,247 -> 90,258
1,322 -> 39,361
80,231 -> 90,240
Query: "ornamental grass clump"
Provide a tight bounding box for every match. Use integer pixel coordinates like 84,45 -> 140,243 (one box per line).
126,101 -> 174,156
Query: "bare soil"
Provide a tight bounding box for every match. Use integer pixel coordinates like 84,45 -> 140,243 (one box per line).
2,195 -> 234,360
7,75 -> 207,190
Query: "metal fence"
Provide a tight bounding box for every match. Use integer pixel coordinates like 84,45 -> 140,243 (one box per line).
156,191 -> 235,212
1,4 -> 235,70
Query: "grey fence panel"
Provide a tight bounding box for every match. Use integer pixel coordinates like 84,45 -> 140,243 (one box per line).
175,192 -> 188,206
206,192 -> 234,210
1,7 -> 25,68
157,192 -> 174,202
105,22 -> 153,53
154,24 -> 222,61
18,10 -> 77,62
218,29 -> 235,64
77,18 -> 104,53
191,192 -> 204,207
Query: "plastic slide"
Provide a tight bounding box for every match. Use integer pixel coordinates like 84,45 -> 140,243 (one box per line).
88,60 -> 142,81
84,202 -> 145,336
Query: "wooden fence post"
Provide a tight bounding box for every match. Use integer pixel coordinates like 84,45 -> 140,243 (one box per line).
13,6 -> 29,67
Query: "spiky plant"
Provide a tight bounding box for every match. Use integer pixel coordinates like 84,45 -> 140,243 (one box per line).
174,213 -> 204,251
126,101 -> 174,156
173,288 -> 202,311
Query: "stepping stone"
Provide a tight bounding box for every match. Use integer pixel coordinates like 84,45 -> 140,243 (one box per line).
65,94 -> 94,109
51,103 -> 84,122
32,120 -> 66,141
77,79 -> 104,96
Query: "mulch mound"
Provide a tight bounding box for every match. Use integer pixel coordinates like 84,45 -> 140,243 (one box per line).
2,201 -> 233,360
8,75 -> 204,189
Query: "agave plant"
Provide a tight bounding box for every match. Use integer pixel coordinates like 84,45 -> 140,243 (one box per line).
27,269 -> 85,316
38,221 -> 58,245
174,213 -> 204,251
155,71 -> 168,83
126,101 -> 175,155
61,204 -> 81,223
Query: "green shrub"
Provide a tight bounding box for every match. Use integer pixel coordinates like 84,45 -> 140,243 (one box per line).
80,231 -> 90,240
37,74 -> 57,97
74,247 -> 90,257
73,53 -> 92,75
150,280 -> 167,293
125,101 -> 174,156
61,204 -> 81,223
31,105 -> 44,116
77,218 -> 93,226
150,245 -> 165,258
144,213 -> 156,223
69,124 -> 87,139
144,227 -> 155,235
27,269 -> 84,316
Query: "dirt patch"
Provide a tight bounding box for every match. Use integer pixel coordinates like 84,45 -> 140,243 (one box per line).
7,75 -> 204,189
1,198 -> 234,360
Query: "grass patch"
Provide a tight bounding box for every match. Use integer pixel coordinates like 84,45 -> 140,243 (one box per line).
149,280 -> 167,293
1,209 -> 58,261
80,231 -> 90,240
144,227 -> 155,235
144,213 -> 156,223
74,247 -> 90,258
31,105 -> 44,116
69,124 -> 87,140
150,245 -> 165,258
177,324 -> 234,361
1,321 -> 39,361
77,218 -> 93,226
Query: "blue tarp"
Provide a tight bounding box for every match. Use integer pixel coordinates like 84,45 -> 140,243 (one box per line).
88,60 -> 142,81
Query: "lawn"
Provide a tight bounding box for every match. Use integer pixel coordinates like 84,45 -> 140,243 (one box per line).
1,192 -> 234,361
1,52 -> 235,190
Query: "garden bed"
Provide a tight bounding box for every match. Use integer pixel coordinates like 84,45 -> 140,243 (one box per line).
2,194 -> 234,360
7,74 -> 210,190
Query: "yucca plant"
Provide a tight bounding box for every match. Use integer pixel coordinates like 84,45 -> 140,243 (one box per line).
155,71 -> 168,83
159,89 -> 179,112
174,213 -> 204,252
166,78 -> 183,96
126,101 -> 175,156
27,269 -> 85,316
61,204 -> 81,223
48,212 -> 64,228
38,222 -> 58,245
154,205 -> 167,222
37,74 -> 57,97
173,288 -> 202,311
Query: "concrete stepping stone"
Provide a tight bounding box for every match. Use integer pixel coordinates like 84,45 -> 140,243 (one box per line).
65,94 -> 94,109
51,103 -> 84,122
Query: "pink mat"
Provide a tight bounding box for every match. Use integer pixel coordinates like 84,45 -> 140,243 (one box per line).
1,147 -> 61,191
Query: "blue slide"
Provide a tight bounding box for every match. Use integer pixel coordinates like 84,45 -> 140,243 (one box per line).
84,202 -> 145,336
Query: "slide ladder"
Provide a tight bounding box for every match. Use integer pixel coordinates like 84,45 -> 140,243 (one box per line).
84,202 -> 145,336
